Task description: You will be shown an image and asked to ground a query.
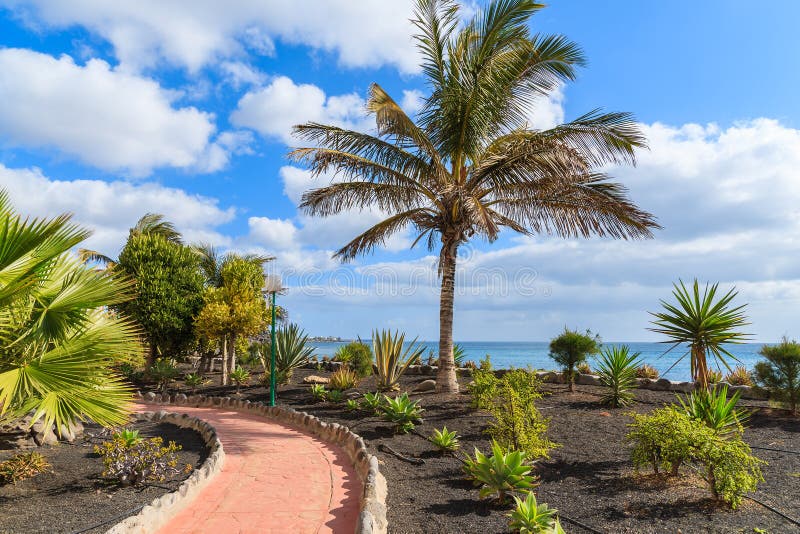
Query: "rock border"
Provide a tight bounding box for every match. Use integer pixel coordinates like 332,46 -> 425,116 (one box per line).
136,392 -> 388,534
106,410 -> 225,534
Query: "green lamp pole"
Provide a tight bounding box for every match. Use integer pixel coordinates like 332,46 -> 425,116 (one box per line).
263,275 -> 282,407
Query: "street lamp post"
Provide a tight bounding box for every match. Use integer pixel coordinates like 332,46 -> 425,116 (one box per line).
262,274 -> 282,407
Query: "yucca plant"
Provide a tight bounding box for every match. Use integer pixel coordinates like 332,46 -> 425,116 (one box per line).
0,190 -> 144,433
329,367 -> 360,391
310,384 -> 328,403
381,393 -> 424,433
650,280 -> 750,390
360,391 -> 384,414
229,366 -> 251,394
595,345 -> 641,407
150,359 -> 179,393
429,426 -> 460,453
508,492 -> 564,534
463,440 -> 536,504
676,385 -> 749,437
259,323 -> 314,385
292,0 -> 657,394
372,330 -> 425,391
184,373 -> 208,393
725,365 -> 753,386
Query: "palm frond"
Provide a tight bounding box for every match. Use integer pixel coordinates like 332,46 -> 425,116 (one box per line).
131,213 -> 182,244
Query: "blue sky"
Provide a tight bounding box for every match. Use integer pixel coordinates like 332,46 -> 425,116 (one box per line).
1,0 -> 799,342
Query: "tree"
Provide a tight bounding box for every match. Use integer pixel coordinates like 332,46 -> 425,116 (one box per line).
754,338 -> 800,414
0,190 -> 144,432
291,0 -> 658,392
548,328 -> 600,391
649,279 -> 750,390
194,255 -> 269,385
78,213 -> 182,269
115,233 -> 205,366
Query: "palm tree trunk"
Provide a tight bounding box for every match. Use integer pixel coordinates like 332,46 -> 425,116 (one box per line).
436,239 -> 459,393
221,336 -> 229,386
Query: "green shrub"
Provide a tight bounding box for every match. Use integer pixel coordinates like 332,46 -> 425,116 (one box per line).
329,367 -> 360,390
508,492 -> 564,534
0,452 -> 50,485
94,434 -> 189,486
115,429 -> 143,447
481,370 -> 556,459
360,391 -> 384,414
548,328 -> 600,391
725,365 -> 753,386
150,358 -> 179,393
333,342 -> 373,378
463,440 -> 536,504
327,389 -> 345,404
754,338 -> 800,414
381,393 -> 423,433
345,399 -> 360,412
595,345 -> 641,407
372,330 -> 424,391
184,372 -> 209,393
310,384 -> 328,402
626,406 -> 765,507
479,354 -> 493,371
676,385 -> 749,437
428,426 -> 460,453
229,366 -> 251,393
635,363 -> 660,379
468,367 -> 500,409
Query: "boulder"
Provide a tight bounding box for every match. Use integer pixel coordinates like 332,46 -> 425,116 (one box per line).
576,373 -> 601,386
413,379 -> 436,392
654,378 -> 673,391
670,381 -> 694,393
303,375 -> 330,385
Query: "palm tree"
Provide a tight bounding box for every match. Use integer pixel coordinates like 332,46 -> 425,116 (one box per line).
649,279 -> 750,390
291,0 -> 659,392
78,212 -> 182,269
0,190 -> 144,433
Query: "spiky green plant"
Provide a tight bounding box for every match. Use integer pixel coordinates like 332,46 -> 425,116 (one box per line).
259,323 -> 314,385
229,366 -> 251,394
381,393 -> 424,433
0,452 -> 50,485
292,0 -> 658,394
429,426 -> 460,452
463,440 -> 536,504
676,385 -> 749,437
595,345 -> 641,407
0,191 -> 144,432
329,367 -> 360,391
184,373 -> 208,393
635,363 -> 660,379
360,391 -> 384,414
372,330 -> 425,391
508,492 -> 564,534
327,389 -> 345,404
115,429 -> 143,448
649,279 -> 750,389
310,384 -> 328,403
150,358 -> 179,393
453,344 -> 467,367
725,365 -> 753,386
345,399 -> 360,412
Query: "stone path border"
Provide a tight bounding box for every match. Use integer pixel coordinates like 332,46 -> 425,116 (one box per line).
107,411 -> 225,534
134,392 -> 387,534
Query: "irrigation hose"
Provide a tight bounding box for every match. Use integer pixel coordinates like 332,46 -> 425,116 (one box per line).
558,513 -> 605,534
70,503 -> 145,534
744,495 -> 800,528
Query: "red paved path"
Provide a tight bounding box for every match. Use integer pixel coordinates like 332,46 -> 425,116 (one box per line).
135,404 -> 360,534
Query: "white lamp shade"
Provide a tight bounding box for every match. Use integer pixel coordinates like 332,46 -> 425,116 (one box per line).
262,274 -> 282,293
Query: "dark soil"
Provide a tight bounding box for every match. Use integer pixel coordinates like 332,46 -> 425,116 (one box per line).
154,365 -> 800,534
0,420 -> 207,534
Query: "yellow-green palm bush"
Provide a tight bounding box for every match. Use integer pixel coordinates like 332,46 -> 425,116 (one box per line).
372,330 -> 424,391
0,191 -> 144,433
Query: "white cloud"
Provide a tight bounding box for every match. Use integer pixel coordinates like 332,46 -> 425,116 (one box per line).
219,60 -> 265,88
0,48 -> 225,176
0,164 -> 236,255
3,0 -> 420,74
230,76 -> 370,144
401,89 -> 425,116
525,85 -> 565,131
247,216 -> 298,250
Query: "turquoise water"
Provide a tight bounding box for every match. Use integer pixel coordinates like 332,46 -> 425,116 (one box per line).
308,341 -> 770,382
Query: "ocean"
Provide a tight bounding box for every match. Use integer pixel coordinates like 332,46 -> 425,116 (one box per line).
308,341 -> 770,383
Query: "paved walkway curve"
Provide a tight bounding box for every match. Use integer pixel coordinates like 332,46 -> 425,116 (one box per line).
135,404 -> 361,534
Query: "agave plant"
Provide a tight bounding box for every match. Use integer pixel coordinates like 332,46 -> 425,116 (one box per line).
725,365 -> 753,386
229,366 -> 251,394
360,391 -> 384,414
595,345 -> 641,407
429,426 -> 460,452
463,440 -> 536,504
149,358 -> 179,393
508,492 -> 564,534
649,279 -> 750,389
381,393 -> 424,433
0,190 -> 144,432
676,385 -> 749,437
372,330 -> 425,391
259,323 -> 314,385
184,373 -> 208,393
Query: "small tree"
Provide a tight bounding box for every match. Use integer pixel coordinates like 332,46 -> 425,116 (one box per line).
548,328 -> 600,391
754,338 -> 800,414
115,233 -> 204,367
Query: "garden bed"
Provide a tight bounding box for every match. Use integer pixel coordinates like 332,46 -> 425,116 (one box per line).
0,419 -> 208,534
156,366 -> 799,533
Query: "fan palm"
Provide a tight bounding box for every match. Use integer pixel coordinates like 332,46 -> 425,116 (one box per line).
649,279 -> 750,389
0,190 -> 144,433
291,0 -> 658,392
